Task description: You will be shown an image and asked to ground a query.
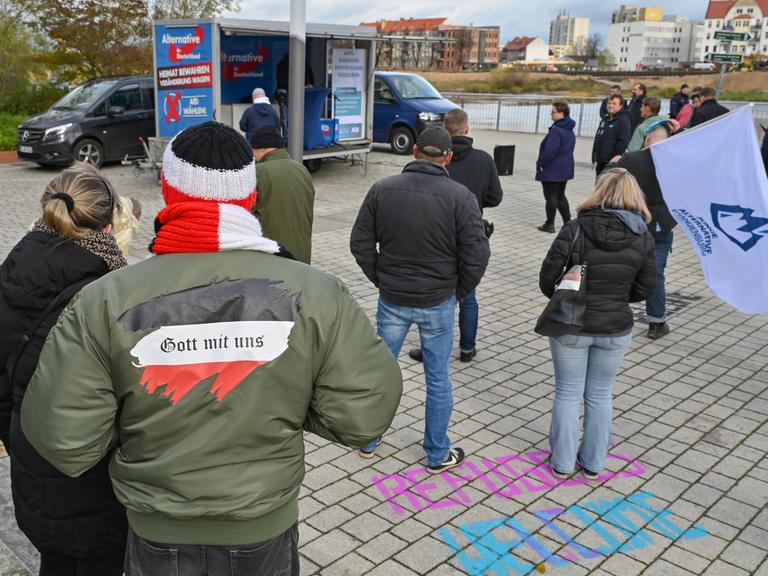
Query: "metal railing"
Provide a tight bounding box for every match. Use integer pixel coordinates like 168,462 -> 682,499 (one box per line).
442,92 -> 768,137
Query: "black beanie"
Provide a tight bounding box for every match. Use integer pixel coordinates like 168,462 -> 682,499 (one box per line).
249,125 -> 284,149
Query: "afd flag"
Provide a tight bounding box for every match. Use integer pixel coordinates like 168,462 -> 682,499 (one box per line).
651,106 -> 768,314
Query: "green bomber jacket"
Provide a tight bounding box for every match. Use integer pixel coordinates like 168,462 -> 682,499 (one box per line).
21,251 -> 402,545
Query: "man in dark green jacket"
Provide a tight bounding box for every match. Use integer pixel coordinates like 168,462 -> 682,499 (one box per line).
251,126 -> 315,264
21,122 -> 402,576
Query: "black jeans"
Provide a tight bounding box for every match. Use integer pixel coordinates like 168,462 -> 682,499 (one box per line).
124,523 -> 299,576
40,551 -> 124,576
541,181 -> 571,225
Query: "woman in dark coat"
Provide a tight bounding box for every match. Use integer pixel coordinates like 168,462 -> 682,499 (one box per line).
535,100 -> 576,233
0,163 -> 128,575
538,168 -> 657,481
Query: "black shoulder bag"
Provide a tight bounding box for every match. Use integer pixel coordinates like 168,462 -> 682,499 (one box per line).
535,224 -> 588,337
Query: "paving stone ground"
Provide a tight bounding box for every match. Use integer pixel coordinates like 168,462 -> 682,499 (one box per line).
0,130 -> 766,576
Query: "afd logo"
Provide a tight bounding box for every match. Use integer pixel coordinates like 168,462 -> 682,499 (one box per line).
711,203 -> 768,252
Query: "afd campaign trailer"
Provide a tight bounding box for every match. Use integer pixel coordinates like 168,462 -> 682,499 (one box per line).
151,18 -> 376,171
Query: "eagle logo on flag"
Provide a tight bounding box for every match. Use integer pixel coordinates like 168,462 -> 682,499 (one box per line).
119,279 -> 299,405
711,203 -> 768,252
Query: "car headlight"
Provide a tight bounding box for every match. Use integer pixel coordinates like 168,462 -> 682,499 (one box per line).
42,123 -> 73,143
418,112 -> 442,122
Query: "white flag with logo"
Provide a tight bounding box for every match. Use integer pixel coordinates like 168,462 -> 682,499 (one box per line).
650,105 -> 768,314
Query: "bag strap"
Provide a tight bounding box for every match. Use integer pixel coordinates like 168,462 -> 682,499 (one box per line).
6,278 -> 93,388
556,223 -> 581,283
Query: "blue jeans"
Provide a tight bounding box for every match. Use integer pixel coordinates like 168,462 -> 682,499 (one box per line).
548,333 -> 632,473
363,295 -> 456,466
646,229 -> 673,323
458,290 -> 478,352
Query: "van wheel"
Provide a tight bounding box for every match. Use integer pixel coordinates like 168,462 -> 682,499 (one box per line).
73,139 -> 103,168
390,127 -> 414,155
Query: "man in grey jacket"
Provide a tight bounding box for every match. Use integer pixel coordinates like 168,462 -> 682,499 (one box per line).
350,127 -> 490,471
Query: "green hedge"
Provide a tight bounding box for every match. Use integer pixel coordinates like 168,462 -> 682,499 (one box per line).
0,113 -> 27,151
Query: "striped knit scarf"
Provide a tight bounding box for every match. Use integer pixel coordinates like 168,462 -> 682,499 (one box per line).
149,202 -> 280,255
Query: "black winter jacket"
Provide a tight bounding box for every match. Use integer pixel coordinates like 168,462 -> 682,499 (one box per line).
0,232 -> 127,557
447,136 -> 503,214
629,94 -> 646,132
539,210 -> 657,334
614,149 -> 677,232
350,160 -> 490,307
689,99 -> 730,128
592,110 -> 631,165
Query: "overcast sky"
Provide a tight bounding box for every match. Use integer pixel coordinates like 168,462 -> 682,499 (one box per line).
226,0 -> 710,44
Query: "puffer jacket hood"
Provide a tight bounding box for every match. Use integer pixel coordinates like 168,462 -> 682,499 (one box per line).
450,135 -> 474,161
252,102 -> 275,117
555,116 -> 576,131
577,209 -> 647,253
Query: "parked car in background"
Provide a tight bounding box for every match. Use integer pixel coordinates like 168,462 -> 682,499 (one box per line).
373,72 -> 458,154
17,76 -> 155,168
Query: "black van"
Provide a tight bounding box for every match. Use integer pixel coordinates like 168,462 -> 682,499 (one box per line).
17,75 -> 155,168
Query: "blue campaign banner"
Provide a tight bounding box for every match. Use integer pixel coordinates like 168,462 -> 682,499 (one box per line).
155,23 -> 215,138
220,35 -> 289,104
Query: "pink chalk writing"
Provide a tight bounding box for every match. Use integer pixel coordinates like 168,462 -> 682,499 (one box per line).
371,449 -> 646,515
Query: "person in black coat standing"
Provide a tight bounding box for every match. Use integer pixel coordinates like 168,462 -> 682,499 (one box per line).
689,86 -> 729,128
628,82 -> 647,133
592,94 -> 631,177
408,108 -> 502,364
539,168 -> 656,480
0,163 -> 128,575
350,127 -> 490,467
612,123 -> 677,339
535,101 -> 576,233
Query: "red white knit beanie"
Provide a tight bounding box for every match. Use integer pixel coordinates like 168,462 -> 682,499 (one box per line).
161,121 -> 257,210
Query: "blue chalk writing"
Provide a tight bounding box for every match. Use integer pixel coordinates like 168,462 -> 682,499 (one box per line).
436,491 -> 710,575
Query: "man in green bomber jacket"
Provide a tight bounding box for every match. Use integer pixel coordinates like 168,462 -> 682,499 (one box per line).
251,125 -> 315,265
20,122 -> 403,576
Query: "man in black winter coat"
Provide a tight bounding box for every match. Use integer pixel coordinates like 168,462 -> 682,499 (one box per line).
612,124 -> 675,339
689,86 -> 729,128
592,94 -> 631,176
350,127 -> 490,469
408,108 -> 502,364
599,85 -> 626,120
628,83 -> 647,133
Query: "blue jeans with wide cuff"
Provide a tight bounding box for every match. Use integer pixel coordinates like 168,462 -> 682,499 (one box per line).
548,333 -> 632,474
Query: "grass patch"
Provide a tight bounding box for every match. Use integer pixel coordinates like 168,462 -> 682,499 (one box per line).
432,69 -> 607,96
0,113 -> 26,151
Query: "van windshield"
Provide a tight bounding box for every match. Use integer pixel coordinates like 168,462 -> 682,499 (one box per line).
52,80 -> 118,111
388,75 -> 442,100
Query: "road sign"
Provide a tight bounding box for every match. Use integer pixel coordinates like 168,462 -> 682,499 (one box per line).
714,31 -> 750,41
707,53 -> 743,63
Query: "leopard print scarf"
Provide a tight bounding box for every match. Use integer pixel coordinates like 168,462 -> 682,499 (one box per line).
31,219 -> 128,272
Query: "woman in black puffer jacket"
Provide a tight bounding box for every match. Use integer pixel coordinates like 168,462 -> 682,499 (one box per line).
0,163 -> 128,575
539,168 -> 657,482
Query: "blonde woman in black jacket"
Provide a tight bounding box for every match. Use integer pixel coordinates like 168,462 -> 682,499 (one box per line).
0,163 -> 127,575
539,168 -> 657,481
